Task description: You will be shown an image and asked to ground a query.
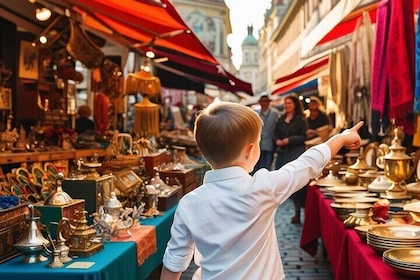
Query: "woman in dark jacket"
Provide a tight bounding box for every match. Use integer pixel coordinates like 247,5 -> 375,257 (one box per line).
274,93 -> 308,223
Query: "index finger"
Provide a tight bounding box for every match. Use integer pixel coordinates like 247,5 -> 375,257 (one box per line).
350,121 -> 364,132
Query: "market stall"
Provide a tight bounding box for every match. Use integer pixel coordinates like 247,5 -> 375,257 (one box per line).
300,185 -> 406,280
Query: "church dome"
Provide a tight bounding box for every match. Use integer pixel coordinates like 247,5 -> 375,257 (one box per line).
242,25 -> 258,46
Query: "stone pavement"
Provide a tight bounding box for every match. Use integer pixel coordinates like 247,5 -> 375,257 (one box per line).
149,198 -> 333,279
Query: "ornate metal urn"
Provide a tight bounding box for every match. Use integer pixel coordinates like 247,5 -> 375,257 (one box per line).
377,128 -> 414,199
14,204 -> 50,263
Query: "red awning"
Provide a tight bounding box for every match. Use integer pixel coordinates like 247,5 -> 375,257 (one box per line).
272,56 -> 329,95
54,0 -> 253,95
309,0 -> 419,51
318,2 -> 378,45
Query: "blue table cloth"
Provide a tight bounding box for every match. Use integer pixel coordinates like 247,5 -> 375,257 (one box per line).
0,242 -> 137,280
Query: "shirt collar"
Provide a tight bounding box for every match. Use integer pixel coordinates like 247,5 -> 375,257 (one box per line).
203,166 -> 249,183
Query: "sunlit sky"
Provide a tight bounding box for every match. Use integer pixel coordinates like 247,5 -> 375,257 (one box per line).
225,0 -> 272,70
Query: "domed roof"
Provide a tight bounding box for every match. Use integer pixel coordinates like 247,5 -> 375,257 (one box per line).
242,25 -> 258,46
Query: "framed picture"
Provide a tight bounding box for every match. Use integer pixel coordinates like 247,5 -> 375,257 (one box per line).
18,41 -> 39,80
114,169 -> 142,194
0,88 -> 12,110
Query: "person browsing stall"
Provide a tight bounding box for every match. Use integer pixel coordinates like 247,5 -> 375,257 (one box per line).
75,105 -> 96,134
253,95 -> 280,172
306,96 -> 331,140
160,100 -> 363,280
273,93 -> 308,224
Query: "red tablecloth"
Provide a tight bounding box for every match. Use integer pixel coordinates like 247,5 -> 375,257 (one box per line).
300,186 -> 405,280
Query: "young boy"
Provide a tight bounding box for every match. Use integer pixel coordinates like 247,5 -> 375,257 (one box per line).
161,101 -> 363,280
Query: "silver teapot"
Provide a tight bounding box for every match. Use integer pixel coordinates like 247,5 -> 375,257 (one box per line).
14,204 -> 50,263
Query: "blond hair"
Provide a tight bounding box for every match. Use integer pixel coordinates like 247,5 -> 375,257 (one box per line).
194,101 -> 262,167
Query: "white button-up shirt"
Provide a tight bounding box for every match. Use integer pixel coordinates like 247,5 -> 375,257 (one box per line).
163,143 -> 331,279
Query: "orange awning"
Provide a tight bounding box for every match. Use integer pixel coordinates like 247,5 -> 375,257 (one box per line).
56,0 -> 253,95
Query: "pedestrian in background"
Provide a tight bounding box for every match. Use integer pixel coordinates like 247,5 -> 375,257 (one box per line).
274,93 -> 308,224
76,105 -> 96,134
253,95 -> 279,173
306,96 -> 331,141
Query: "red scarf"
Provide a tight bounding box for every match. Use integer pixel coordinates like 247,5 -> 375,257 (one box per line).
371,0 -> 415,134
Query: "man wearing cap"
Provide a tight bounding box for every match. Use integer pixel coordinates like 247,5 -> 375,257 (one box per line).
253,95 -> 280,173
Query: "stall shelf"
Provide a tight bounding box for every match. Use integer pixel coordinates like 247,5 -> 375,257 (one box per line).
0,204 -> 177,280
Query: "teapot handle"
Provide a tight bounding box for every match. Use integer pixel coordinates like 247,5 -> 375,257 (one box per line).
376,143 -> 389,169
58,217 -> 72,241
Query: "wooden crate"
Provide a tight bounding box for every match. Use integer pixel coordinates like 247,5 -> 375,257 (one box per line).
159,168 -> 197,196
0,203 -> 29,263
141,152 -> 172,177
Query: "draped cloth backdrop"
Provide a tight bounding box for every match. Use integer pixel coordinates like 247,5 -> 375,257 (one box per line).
348,11 -> 374,128
371,0 -> 415,136
413,2 -> 420,146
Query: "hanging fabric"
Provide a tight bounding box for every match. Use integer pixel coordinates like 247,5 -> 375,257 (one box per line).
348,12 -> 374,129
412,3 -> 420,146
371,0 -> 415,137
329,46 -> 350,128
66,20 -> 104,69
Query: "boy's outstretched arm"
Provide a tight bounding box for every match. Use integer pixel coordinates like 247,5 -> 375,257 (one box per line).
325,121 -> 364,157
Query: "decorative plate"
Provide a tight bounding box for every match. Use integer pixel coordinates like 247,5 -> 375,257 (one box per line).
31,166 -> 45,186
15,167 -> 30,179
384,248 -> 420,265
326,185 -> 367,193
368,225 -> 420,240
334,197 -> 378,204
330,202 -> 372,210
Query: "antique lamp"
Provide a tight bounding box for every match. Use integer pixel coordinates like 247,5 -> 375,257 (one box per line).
125,69 -> 161,137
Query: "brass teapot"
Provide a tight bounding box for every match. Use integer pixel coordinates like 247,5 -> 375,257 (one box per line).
58,209 -> 103,257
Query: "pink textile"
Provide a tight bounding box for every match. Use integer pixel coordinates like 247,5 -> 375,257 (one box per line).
386,0 -> 415,134
371,0 -> 415,135
371,0 -> 390,114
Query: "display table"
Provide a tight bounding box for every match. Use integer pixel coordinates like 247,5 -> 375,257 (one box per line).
300,186 -> 405,280
0,242 -> 137,280
137,204 -> 177,280
0,205 -> 177,280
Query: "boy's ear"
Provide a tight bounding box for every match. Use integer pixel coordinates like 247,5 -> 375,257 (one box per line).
245,142 -> 255,159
